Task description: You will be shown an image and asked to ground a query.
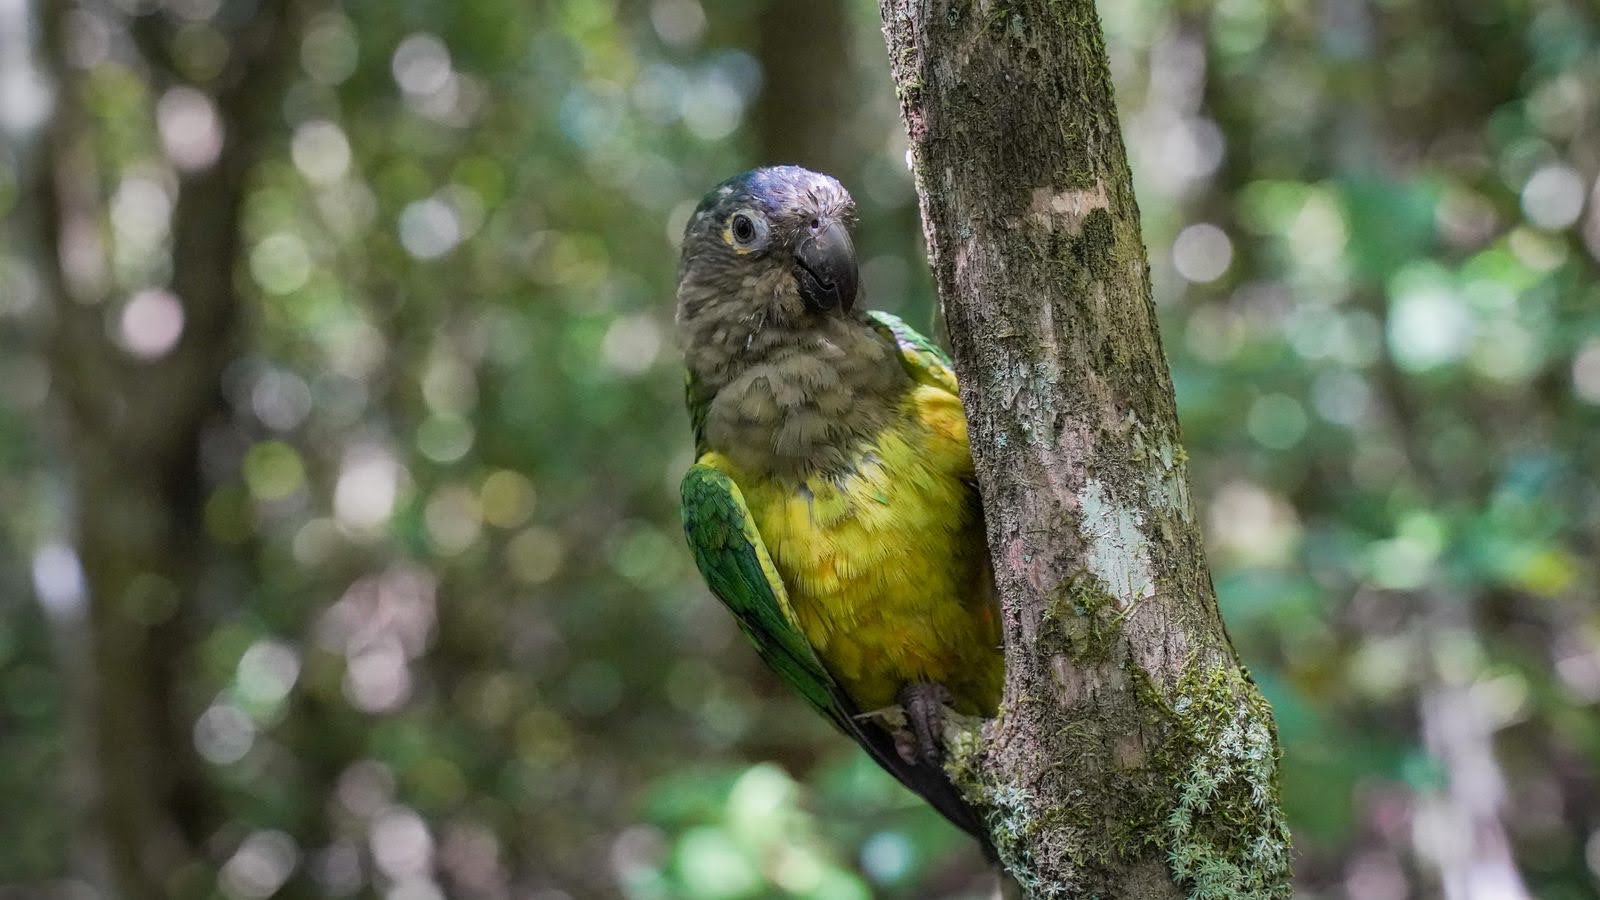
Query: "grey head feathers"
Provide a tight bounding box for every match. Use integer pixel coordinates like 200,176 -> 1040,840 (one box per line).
675,167 -> 907,479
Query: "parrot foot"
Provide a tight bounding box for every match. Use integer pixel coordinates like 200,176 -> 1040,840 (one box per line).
896,681 -> 953,766
852,705 -> 907,728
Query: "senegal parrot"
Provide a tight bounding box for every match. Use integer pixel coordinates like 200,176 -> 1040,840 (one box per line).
675,166 -> 1003,851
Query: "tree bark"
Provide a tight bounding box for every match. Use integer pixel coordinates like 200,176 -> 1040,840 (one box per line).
31,2 -> 303,897
878,3 -> 1292,897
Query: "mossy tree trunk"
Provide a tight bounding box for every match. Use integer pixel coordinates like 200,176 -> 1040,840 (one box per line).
878,2 -> 1292,897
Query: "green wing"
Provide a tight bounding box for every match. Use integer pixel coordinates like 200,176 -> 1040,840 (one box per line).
680,462 -> 836,715
866,310 -> 959,394
680,461 -> 994,853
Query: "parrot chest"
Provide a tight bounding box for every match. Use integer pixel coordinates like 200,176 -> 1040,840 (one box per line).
738,387 -> 1002,714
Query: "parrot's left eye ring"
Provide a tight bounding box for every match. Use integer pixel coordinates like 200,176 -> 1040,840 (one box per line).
726,210 -> 768,251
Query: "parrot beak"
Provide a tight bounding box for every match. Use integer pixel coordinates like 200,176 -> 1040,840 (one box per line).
793,219 -> 858,314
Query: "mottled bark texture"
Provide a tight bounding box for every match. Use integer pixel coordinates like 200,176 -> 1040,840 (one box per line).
32,2 -> 302,897
879,2 -> 1291,897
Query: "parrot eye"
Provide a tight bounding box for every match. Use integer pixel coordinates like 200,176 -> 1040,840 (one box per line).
726,210 -> 767,250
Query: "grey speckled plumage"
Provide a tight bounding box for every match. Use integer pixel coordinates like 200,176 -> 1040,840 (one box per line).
676,167 -> 909,477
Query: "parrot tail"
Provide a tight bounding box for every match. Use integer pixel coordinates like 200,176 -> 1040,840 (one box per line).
825,700 -> 998,861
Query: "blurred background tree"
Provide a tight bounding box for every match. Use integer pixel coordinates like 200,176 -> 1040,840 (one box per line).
0,0 -> 1597,898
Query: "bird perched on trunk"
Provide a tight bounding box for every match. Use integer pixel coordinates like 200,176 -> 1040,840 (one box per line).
675,166 -> 1004,852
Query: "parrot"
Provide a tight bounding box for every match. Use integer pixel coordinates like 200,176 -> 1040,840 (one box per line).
674,165 -> 1004,852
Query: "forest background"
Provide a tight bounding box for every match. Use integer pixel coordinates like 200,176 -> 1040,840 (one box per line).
2,0 -> 1599,897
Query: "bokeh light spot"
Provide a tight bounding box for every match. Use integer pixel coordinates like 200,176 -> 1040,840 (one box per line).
680,70 -> 746,141
1172,223 -> 1234,283
292,119 -> 353,184
371,807 -> 434,880
424,484 -> 482,554
335,445 -> 401,532
392,33 -> 452,97
221,830 -> 299,899
110,176 -> 173,247
416,415 -> 474,463
156,86 -> 223,171
602,314 -> 663,376
118,289 -> 185,360
251,369 -> 314,432
31,543 -> 87,621
1209,480 -> 1301,566
250,233 -> 313,295
243,441 -> 306,501
1570,340 -> 1600,404
651,0 -> 706,47
1387,270 -> 1473,371
301,12 -> 358,85
194,702 -> 256,765
399,197 -> 463,260
675,827 -> 758,899
344,638 -> 412,712
480,470 -> 536,529
1520,165 -> 1586,230
236,639 -> 301,709
507,527 -> 564,584
1247,394 -> 1307,450
860,831 -> 915,885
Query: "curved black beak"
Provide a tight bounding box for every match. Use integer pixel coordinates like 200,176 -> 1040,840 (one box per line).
793,219 -> 858,314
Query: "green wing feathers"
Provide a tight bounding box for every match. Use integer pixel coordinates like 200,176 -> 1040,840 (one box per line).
866,310 -> 958,394
679,459 -> 996,855
680,463 -> 836,714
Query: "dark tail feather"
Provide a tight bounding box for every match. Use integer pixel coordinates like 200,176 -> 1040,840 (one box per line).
825,706 -> 997,861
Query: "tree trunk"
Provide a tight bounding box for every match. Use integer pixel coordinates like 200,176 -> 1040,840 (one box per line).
878,3 -> 1292,897
31,2 -> 302,897
754,0 -> 852,174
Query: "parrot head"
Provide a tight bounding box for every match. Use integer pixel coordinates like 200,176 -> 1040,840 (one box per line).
675,167 -> 907,474
675,166 -> 860,323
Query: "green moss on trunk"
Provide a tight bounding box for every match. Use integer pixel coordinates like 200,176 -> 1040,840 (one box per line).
946,661 -> 1289,899
881,0 -> 1293,895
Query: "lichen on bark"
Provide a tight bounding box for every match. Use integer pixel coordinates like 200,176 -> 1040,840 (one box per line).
1159,666 -> 1292,899
880,0 -> 1292,896
945,656 -> 1290,899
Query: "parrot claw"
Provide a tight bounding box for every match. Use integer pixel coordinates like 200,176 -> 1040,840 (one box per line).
896,681 -> 953,766
853,705 -> 907,728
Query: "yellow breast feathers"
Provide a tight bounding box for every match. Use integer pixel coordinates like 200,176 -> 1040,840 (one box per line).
713,384 -> 1003,716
